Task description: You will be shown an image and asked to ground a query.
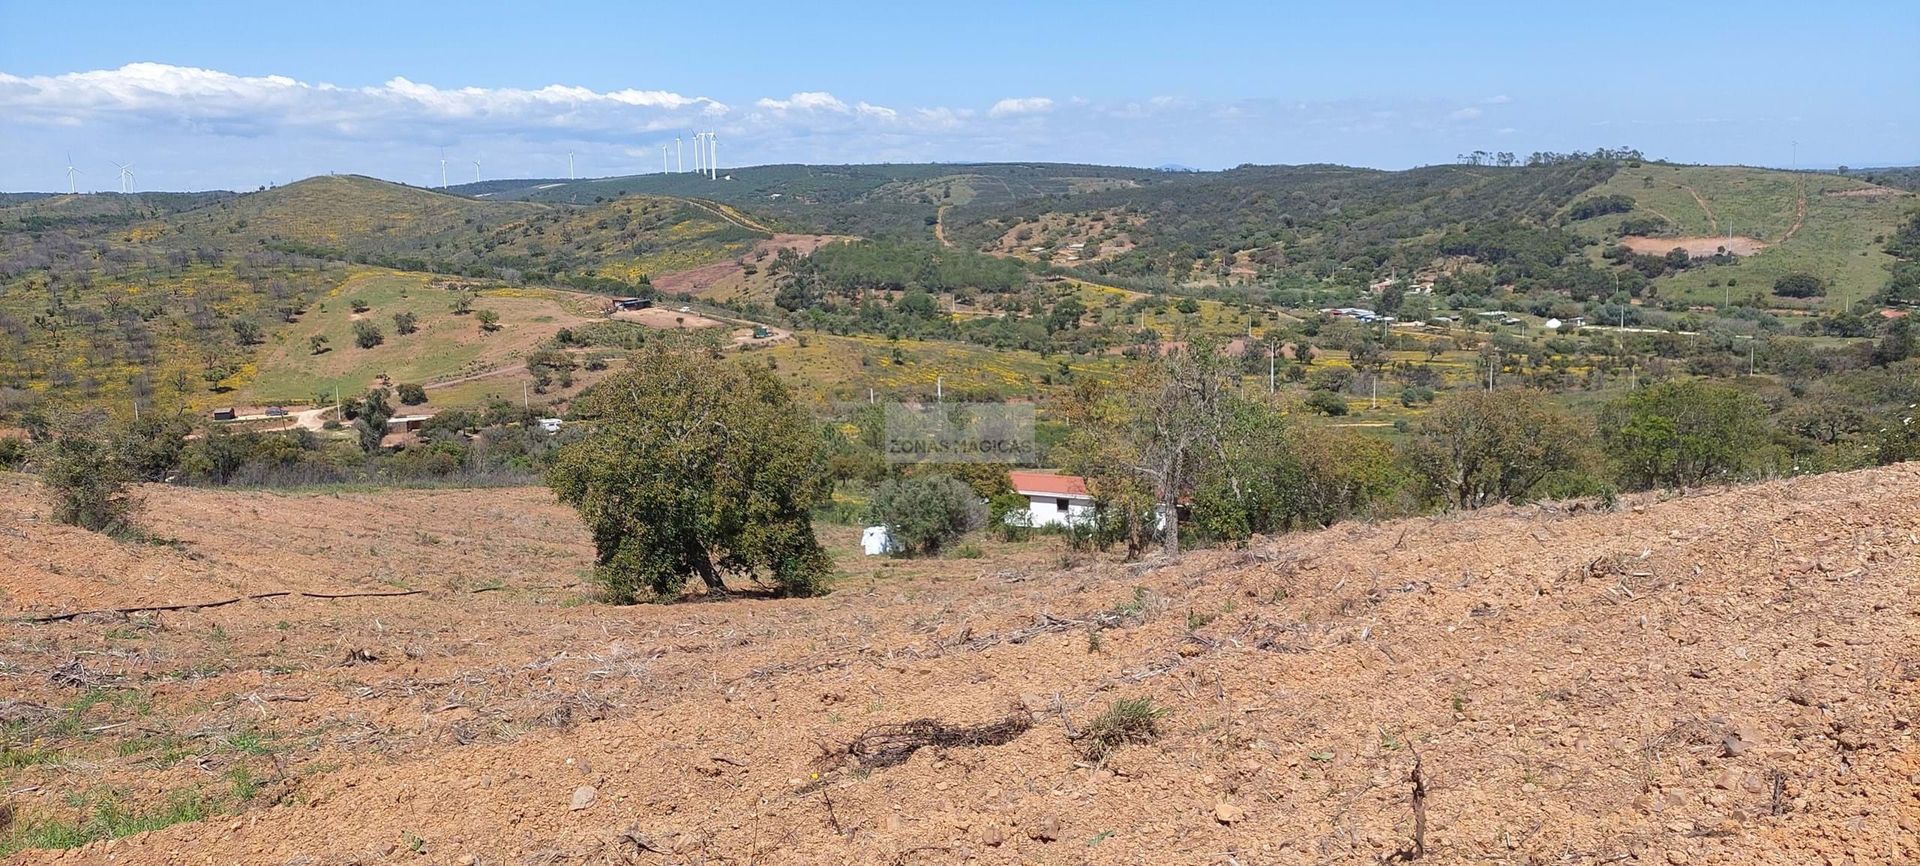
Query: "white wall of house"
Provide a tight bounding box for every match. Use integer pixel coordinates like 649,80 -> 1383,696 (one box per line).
1024,493 -> 1096,528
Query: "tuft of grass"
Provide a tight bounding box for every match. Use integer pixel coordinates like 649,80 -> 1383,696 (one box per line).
0,791 -> 214,857
952,543 -> 984,560
1108,586 -> 1151,619
1079,696 -> 1164,762
0,746 -> 62,770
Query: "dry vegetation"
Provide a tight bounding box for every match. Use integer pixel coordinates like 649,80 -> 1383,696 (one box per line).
1,463 -> 1915,864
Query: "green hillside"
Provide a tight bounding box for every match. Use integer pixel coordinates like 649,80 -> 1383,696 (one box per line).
148,175 -> 763,287
152,175 -> 549,257
1561,165 -> 1912,308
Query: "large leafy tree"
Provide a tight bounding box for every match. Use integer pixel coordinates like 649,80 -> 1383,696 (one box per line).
1600,381 -> 1768,489
548,349 -> 833,601
1062,338 -> 1239,557
1402,390 -> 1593,509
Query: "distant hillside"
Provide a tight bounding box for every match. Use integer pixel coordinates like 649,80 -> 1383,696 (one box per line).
453,163 -> 1168,239
939,161 -> 1619,285
151,175 -> 548,257
0,190 -> 236,232
1837,165 -> 1920,192
147,175 -> 763,287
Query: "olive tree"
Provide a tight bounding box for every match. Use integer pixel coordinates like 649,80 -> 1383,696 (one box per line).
1600,381 -> 1768,489
868,474 -> 984,556
1402,390 -> 1592,509
548,349 -> 833,600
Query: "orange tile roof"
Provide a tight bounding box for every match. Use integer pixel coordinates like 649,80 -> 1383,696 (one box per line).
1008,471 -> 1089,497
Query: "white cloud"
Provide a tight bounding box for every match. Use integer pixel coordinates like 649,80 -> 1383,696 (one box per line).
755,91 -> 848,113
988,96 -> 1053,117
855,101 -> 897,120
1483,94 -> 1512,104
1448,107 -> 1483,121
0,63 -> 727,133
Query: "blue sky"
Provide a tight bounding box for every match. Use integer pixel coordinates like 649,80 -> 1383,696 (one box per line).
2,0 -> 1915,191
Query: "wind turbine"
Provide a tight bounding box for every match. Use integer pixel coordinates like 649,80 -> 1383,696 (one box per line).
708,132 -> 718,180
691,133 -> 703,175
65,153 -> 81,194
567,151 -> 575,180
439,148 -> 448,189
472,160 -> 482,183
676,137 -> 684,173
112,161 -> 134,194
661,145 -> 669,174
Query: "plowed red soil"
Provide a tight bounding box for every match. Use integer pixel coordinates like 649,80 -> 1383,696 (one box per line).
2,466 -> 1916,865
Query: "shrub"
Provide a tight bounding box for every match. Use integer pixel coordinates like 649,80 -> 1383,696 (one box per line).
1402,391 -> 1593,508
1773,273 -> 1825,298
348,297 -> 370,313
1566,194 -> 1635,221
1617,215 -> 1672,236
1599,381 -> 1768,489
353,389 -> 394,454
868,474 -> 985,556
1080,697 -> 1164,762
42,434 -> 136,534
352,320 -> 384,349
987,489 -> 1033,541
1304,391 -> 1348,416
475,309 -> 501,332
392,311 -> 419,335
395,383 -> 428,405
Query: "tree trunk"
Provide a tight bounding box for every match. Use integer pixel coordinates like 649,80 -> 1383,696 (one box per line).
685,539 -> 727,592
1161,498 -> 1180,558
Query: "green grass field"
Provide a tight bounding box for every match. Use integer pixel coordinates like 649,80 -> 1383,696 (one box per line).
232,271 -> 601,405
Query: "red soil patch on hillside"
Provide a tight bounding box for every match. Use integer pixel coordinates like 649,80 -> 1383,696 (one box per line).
1621,235 -> 1768,257
651,234 -> 851,298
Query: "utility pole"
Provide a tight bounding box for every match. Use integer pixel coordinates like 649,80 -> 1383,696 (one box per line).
1267,348 -> 1275,395
936,376 -> 943,403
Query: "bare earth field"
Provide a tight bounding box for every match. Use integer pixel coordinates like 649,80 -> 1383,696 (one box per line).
1,466 -> 1916,864
1620,236 -> 1768,258
609,307 -> 727,330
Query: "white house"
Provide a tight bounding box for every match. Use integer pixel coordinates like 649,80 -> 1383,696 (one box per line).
1008,471 -> 1096,528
